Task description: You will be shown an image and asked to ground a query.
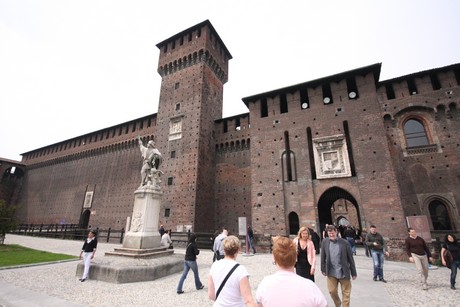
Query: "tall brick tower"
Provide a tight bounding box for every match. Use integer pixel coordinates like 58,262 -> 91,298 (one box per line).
154,20 -> 232,232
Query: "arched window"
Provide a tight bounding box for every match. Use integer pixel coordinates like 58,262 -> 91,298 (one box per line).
429,200 -> 452,230
404,119 -> 429,147
282,150 -> 297,182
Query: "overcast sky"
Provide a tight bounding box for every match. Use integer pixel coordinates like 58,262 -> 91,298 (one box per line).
1,0 -> 460,161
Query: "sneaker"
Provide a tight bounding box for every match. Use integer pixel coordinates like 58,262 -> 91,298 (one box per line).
80,278 -> 86,282
422,284 -> 428,290
197,285 -> 204,290
379,278 -> 387,283
373,277 -> 377,281
177,290 -> 184,294
451,285 -> 456,290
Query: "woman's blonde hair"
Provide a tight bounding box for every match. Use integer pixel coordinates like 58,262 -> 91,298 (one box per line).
296,226 -> 310,241
223,235 -> 241,257
272,236 -> 297,268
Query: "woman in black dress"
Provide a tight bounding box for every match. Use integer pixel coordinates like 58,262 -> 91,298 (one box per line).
293,226 -> 316,282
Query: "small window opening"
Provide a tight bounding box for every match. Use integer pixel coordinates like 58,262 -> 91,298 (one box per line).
300,88 -> 309,109
346,77 -> 359,99
170,151 -> 176,158
176,103 -> 180,111
322,83 -> 333,104
235,117 -> 241,131
280,93 -> 288,114
261,98 -> 268,118
385,84 -> 396,100
165,208 -> 171,217
453,68 -> 460,85
167,177 -> 174,185
430,74 -> 441,90
407,78 -> 417,95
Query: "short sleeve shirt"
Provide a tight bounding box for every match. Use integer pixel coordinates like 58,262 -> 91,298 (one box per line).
209,259 -> 249,307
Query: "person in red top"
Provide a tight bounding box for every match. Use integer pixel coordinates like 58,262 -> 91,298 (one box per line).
405,228 -> 433,290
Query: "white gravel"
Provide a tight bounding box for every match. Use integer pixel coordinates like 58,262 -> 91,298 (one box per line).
1,234 -> 459,307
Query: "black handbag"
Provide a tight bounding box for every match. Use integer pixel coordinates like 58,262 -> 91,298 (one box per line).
443,249 -> 453,267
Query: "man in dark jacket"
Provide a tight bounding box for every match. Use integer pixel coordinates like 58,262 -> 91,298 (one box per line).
365,225 -> 389,283
308,227 -> 321,254
321,224 -> 357,307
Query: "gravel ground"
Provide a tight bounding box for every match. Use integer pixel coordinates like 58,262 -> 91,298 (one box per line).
1,234 -> 459,307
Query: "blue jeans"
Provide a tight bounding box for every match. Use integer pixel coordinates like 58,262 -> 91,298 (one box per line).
371,249 -> 385,279
177,260 -> 203,291
450,260 -> 460,287
346,237 -> 356,254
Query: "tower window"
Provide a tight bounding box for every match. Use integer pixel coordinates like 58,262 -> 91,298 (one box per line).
176,103 -> 180,111
430,74 -> 441,90
167,177 -> 174,185
407,78 -> 417,95
261,98 -> 268,118
322,83 -> 333,104
346,77 -> 359,99
170,151 -> 176,158
403,119 -> 429,147
280,93 -> 288,114
385,84 -> 396,100
175,82 -> 180,89
300,88 -> 309,110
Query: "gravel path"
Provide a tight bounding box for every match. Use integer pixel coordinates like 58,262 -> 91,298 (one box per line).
1,234 -> 459,306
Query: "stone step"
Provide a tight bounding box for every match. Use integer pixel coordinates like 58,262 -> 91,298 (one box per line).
105,248 -> 174,259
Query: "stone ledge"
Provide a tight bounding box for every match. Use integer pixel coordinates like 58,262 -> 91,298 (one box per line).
105,247 -> 174,259
76,254 -> 183,283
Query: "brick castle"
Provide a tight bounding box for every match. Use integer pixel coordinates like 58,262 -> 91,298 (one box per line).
2,20 -> 459,252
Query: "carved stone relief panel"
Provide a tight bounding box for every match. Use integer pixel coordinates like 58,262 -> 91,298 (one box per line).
169,116 -> 183,141
313,134 -> 351,179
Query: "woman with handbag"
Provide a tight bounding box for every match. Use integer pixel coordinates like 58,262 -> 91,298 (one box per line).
208,235 -> 256,307
441,233 -> 460,290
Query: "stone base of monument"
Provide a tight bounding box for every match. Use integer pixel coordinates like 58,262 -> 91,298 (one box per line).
76,251 -> 183,283
105,246 -> 173,258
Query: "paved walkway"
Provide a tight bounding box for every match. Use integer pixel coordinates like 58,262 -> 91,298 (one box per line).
1,234 -> 459,307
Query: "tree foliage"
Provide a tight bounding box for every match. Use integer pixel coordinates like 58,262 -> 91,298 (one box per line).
0,199 -> 17,245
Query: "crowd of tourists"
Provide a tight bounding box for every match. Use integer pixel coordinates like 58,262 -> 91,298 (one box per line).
77,224 -> 460,307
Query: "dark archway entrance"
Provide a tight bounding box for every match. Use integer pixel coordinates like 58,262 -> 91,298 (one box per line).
288,212 -> 300,235
80,210 -> 91,228
317,187 -> 362,235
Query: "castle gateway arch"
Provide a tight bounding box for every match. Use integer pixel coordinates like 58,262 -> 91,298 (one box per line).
317,187 -> 362,234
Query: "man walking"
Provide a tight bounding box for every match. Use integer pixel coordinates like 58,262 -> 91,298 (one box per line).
365,225 -> 389,283
212,227 -> 228,261
321,225 -> 357,307
405,228 -> 433,290
247,226 -> 256,254
344,226 -> 356,256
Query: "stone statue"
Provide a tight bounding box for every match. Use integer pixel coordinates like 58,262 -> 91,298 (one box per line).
137,136 -> 162,186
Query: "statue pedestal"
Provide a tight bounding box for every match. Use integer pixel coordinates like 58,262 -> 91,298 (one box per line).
77,181 -> 184,283
122,185 -> 162,249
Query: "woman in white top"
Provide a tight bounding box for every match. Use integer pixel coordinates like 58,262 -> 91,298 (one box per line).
208,235 -> 256,307
160,229 -> 172,248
